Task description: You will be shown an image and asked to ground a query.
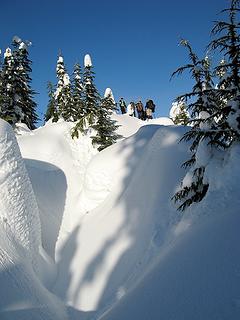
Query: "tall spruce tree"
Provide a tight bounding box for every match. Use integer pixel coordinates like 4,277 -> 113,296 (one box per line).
72,62 -> 84,121
44,81 -> 58,122
171,40 -> 219,210
55,54 -> 73,121
91,88 -> 121,151
12,37 -> 38,129
72,54 -> 100,138
0,38 -> 38,129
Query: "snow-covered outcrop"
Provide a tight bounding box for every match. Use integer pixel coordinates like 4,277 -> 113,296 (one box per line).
0,119 -> 41,271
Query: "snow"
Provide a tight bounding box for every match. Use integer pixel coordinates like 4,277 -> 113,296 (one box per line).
57,56 -> 64,63
63,73 -> 70,86
104,88 -> 115,103
169,98 -> 189,122
1,113 -> 240,319
0,119 -> 41,271
4,47 -> 12,58
126,103 -> 134,116
19,42 -> 28,50
12,35 -> 22,44
84,54 -> 92,67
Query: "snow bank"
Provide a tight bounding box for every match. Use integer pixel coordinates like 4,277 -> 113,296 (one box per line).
0,119 -> 41,271
100,143 -> 240,320
0,222 -> 68,320
0,119 -> 68,319
53,124 -> 188,315
18,120 -> 97,234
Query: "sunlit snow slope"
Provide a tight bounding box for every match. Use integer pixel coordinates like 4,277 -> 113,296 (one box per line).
1,113 -> 239,320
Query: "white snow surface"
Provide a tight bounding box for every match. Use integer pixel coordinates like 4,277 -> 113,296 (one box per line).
84,54 -> 92,67
104,88 -> 115,103
0,120 -> 41,271
1,114 -> 240,320
4,47 -> 12,58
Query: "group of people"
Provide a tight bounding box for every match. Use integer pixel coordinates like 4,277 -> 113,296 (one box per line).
118,98 -> 156,120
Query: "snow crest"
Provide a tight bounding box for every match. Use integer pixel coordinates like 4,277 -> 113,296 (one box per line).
0,119 -> 41,271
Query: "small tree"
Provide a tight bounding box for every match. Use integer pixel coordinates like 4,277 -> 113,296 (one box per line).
72,62 -> 84,121
170,97 -> 189,125
55,54 -> 73,121
91,88 -> 121,151
209,0 -> 240,141
172,40 -> 219,210
44,81 -> 58,123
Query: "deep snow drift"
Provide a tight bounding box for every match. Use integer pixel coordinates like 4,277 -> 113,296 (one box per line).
0,114 -> 240,320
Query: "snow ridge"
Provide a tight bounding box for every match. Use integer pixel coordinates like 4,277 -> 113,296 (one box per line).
0,119 -> 41,271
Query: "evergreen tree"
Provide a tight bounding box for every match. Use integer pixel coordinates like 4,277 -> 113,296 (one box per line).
55,54 -> 73,121
72,54 -> 100,138
209,0 -> 240,140
0,48 -> 17,124
11,37 -> 39,129
44,81 -> 58,122
171,40 -> 219,210
0,49 -> 3,112
72,62 -> 84,121
91,88 -> 121,151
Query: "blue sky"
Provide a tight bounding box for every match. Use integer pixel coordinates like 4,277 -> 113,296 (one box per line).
1,0 -> 227,123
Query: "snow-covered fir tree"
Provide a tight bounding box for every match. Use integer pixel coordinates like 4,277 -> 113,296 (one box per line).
169,97 -> 189,125
72,54 -> 100,138
0,38 -> 38,129
91,88 -> 121,151
172,40 -> 219,210
12,37 -> 38,129
55,54 -> 73,121
209,0 -> 240,141
44,81 -> 58,122
0,47 -> 17,124
72,62 -> 84,121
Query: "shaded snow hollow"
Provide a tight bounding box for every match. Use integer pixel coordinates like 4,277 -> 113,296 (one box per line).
0,114 -> 239,320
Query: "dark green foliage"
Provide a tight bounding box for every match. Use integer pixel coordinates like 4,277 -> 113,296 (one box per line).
173,167 -> 209,211
55,55 -> 73,122
0,48 -> 17,125
171,41 -> 217,210
72,63 -> 84,121
171,98 -> 189,125
44,81 -> 58,122
72,63 -> 100,138
0,40 -> 38,129
172,0 -> 240,211
209,0 -> 240,139
91,93 -> 121,151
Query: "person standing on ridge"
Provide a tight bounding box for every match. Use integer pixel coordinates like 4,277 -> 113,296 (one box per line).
145,99 -> 155,120
136,100 -> 145,120
127,101 -> 135,116
119,97 -> 127,114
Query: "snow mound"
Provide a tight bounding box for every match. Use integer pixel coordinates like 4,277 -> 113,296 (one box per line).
101,145 -> 240,320
53,124 -> 188,314
0,222 -> 68,320
0,119 -> 41,271
0,119 -> 68,319
18,120 -> 97,235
